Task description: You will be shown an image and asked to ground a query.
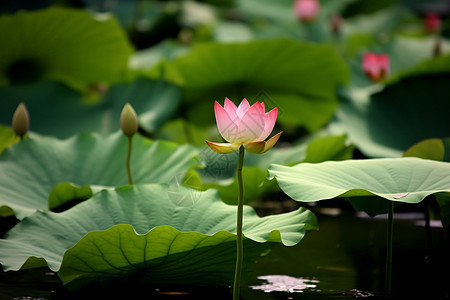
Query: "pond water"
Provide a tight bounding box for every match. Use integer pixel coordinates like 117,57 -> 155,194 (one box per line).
1,205 -> 449,299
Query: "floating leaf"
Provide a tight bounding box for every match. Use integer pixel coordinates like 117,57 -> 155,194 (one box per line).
0,132 -> 198,219
269,157 -> 450,216
0,78 -> 180,138
164,38 -> 349,131
0,184 -> 318,289
0,7 -> 133,90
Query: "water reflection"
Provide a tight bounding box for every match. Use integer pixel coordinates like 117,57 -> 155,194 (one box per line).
250,275 -> 319,293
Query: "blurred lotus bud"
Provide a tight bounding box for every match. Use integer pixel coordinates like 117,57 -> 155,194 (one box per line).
294,0 -> 320,23
424,13 -> 441,34
362,53 -> 390,82
120,103 -> 138,137
330,14 -> 342,36
12,102 -> 30,139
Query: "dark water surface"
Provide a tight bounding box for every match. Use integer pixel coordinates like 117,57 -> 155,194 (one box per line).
1,208 -> 449,299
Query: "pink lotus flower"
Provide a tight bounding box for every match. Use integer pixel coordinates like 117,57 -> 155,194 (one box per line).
294,0 -> 320,23
206,98 -> 282,154
424,13 -> 441,34
362,53 -> 390,82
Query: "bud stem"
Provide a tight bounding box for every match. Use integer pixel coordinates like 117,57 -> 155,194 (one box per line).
126,136 -> 134,185
233,145 -> 245,300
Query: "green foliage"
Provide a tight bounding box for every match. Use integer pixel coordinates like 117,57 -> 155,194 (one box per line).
331,74 -> 450,157
0,7 -> 133,90
0,125 -> 17,154
164,38 -> 350,131
403,138 -> 450,226
403,138 -> 447,161
1,1 -> 449,294
0,78 -> 180,138
0,184 -> 318,288
269,157 -> 450,216
0,132 -> 198,219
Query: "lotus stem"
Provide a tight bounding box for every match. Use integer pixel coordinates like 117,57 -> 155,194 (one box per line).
233,145 -> 245,300
126,136 -> 134,185
385,200 -> 394,296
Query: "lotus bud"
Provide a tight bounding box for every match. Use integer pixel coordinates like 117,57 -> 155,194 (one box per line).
120,103 -> 138,137
12,102 -> 30,139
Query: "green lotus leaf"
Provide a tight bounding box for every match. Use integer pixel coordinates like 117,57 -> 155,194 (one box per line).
0,7 -> 133,90
164,38 -> 349,131
330,74 -> 450,158
0,78 -> 180,138
0,184 -> 318,289
0,125 -> 16,155
403,138 -> 450,161
268,157 -> 450,216
48,182 -> 112,212
0,132 -> 198,219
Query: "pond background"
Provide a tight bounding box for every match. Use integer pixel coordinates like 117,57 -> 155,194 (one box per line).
1,0 -> 450,299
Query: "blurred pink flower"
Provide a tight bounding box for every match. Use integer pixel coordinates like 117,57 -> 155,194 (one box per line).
424,13 -> 441,34
294,0 -> 320,22
206,98 -> 282,154
362,53 -> 390,82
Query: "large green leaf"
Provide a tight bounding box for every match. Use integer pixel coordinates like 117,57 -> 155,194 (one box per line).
268,157 -> 450,216
330,74 -> 450,158
0,7 -> 133,90
0,78 -> 180,137
0,184 -> 318,289
0,132 -> 198,219
164,38 -> 349,131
